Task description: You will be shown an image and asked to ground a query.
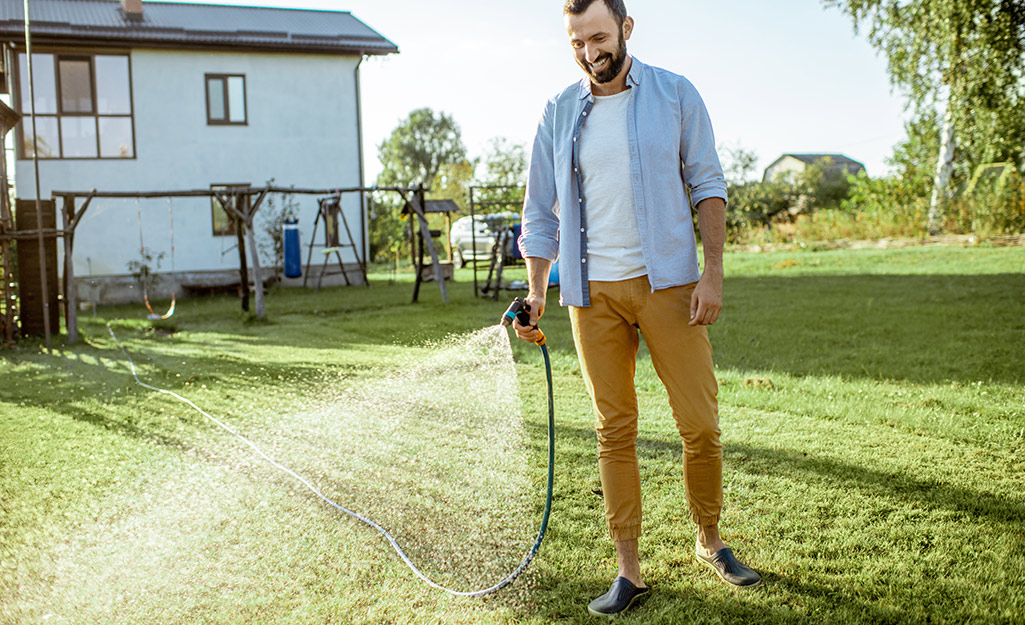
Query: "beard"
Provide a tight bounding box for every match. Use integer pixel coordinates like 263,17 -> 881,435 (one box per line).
579,29 -> 628,84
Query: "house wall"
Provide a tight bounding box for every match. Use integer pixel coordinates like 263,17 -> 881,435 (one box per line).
763,155 -> 806,183
14,48 -> 365,283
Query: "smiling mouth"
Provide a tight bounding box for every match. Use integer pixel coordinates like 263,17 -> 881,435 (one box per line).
590,56 -> 609,71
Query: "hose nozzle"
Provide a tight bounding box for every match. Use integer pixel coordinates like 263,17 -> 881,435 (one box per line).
500,297 -> 546,346
501,297 -> 529,327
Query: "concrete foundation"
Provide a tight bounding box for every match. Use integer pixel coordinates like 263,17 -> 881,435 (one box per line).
74,264 -> 366,306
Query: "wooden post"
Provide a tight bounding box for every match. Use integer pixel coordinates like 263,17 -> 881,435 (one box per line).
61,195 -> 78,343
232,205 -> 250,311
411,185 -> 449,304
0,143 -> 13,347
242,195 -> 266,320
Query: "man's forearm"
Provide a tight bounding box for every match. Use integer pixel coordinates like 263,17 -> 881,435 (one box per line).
526,257 -> 553,297
696,197 -> 726,276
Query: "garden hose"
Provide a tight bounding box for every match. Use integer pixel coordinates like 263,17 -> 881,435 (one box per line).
105,312 -> 555,598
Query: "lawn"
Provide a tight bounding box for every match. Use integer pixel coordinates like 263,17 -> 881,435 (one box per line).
1,245 -> 1023,624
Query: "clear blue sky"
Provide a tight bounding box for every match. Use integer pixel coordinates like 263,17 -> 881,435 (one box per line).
156,0 -> 911,181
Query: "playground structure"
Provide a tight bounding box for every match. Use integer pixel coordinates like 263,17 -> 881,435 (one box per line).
0,183 -> 449,347
468,185 -> 527,300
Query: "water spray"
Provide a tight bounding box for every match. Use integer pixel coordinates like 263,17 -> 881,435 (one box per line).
104,297 -> 555,598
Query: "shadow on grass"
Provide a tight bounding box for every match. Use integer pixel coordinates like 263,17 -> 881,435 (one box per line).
509,420 -> 1023,623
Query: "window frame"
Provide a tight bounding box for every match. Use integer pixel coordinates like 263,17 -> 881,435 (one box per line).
14,48 -> 136,161
205,73 -> 247,126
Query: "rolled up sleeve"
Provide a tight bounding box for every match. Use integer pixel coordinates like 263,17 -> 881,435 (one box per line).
518,100 -> 560,261
679,84 -> 728,208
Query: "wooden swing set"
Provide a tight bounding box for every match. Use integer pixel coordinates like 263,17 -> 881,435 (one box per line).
2,183 -> 452,346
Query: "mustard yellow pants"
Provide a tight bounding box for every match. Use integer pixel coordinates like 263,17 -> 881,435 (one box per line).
569,276 -> 723,542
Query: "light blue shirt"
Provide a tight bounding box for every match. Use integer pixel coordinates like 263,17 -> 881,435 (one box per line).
518,57 -> 727,307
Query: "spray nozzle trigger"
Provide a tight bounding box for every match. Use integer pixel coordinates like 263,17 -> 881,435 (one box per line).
500,297 -> 532,327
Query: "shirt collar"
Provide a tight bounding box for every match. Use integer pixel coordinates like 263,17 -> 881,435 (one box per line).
576,56 -> 643,100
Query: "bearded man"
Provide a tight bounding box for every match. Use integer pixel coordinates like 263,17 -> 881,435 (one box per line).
515,0 -> 761,617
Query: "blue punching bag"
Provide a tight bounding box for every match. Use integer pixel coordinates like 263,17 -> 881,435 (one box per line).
283,220 -> 302,278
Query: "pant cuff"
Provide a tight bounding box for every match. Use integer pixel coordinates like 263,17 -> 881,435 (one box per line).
693,514 -> 720,527
609,523 -> 642,542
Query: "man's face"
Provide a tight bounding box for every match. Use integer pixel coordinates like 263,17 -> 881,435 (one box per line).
565,1 -> 633,85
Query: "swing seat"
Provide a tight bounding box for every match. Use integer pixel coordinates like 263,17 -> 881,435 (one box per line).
145,292 -> 176,320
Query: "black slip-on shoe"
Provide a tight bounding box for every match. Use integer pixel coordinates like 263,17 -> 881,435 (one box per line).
695,547 -> 761,588
587,576 -> 649,618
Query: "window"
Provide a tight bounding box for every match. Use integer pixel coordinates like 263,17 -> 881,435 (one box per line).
205,74 -> 246,125
210,184 -> 250,236
16,53 -> 134,159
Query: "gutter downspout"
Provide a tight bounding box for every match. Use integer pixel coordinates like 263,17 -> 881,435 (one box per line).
354,52 -> 368,276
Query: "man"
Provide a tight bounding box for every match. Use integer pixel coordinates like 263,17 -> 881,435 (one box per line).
514,0 -> 761,617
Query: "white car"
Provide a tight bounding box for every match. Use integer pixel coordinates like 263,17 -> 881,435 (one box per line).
449,213 -> 519,267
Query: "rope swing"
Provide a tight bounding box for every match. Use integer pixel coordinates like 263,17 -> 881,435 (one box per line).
135,197 -> 176,320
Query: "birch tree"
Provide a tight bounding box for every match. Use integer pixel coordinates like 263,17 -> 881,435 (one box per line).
823,0 -> 1025,233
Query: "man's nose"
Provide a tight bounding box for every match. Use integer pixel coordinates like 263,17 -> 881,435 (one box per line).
585,44 -> 600,63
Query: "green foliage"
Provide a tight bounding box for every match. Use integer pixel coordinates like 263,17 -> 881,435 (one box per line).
126,247 -> 165,296
376,108 -> 467,188
479,138 -> 528,188
961,164 -> 1025,235
719,144 -> 759,186
257,179 -> 301,277
822,0 -> 1025,190
725,161 -> 855,243
372,108 -> 470,262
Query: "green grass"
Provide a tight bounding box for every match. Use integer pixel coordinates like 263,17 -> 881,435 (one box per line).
2,245 -> 1024,624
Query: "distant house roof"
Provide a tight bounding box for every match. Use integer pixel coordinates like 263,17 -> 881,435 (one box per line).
0,0 -> 398,55
782,153 -> 865,168
762,153 -> 866,182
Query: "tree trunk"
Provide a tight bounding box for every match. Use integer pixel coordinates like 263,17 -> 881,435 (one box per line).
928,105 -> 956,235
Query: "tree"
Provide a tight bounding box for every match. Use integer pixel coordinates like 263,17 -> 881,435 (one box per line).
823,0 -> 1025,233
719,144 -> 760,186
372,108 -> 469,261
377,108 -> 467,188
472,137 -> 528,207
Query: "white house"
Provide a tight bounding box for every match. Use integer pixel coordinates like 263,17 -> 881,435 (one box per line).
0,0 -> 396,303
762,153 -> 865,183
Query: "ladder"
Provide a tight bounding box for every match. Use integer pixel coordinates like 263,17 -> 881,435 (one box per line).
302,195 -> 368,290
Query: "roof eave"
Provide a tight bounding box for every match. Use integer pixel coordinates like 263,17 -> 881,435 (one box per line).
0,30 -> 398,56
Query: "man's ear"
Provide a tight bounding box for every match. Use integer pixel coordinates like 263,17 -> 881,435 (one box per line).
623,16 -> 634,40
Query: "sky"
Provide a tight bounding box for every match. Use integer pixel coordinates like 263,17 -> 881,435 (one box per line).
153,0 -> 912,182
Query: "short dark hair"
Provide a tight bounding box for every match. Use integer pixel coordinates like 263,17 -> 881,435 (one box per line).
563,0 -> 628,28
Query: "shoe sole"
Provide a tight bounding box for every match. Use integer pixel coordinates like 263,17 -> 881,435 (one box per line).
586,588 -> 649,619
695,554 -> 762,589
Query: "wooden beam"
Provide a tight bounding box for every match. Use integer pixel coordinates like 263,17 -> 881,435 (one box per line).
408,186 -> 449,304
242,195 -> 266,320
61,195 -> 78,344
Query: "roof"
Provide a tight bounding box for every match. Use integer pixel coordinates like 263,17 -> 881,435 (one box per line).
0,0 -> 398,55
779,153 -> 865,168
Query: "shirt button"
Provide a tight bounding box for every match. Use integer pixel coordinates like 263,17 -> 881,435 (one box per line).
582,111 -> 588,116
578,198 -> 582,203
581,258 -> 587,263
580,228 -> 585,233
573,136 -> 577,142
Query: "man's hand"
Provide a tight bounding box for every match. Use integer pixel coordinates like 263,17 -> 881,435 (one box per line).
691,196 -> 726,326
689,271 -> 722,326
513,292 -> 546,343
513,257 -> 553,342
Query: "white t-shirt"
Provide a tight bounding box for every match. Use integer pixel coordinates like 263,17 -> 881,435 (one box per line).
578,88 -> 647,282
